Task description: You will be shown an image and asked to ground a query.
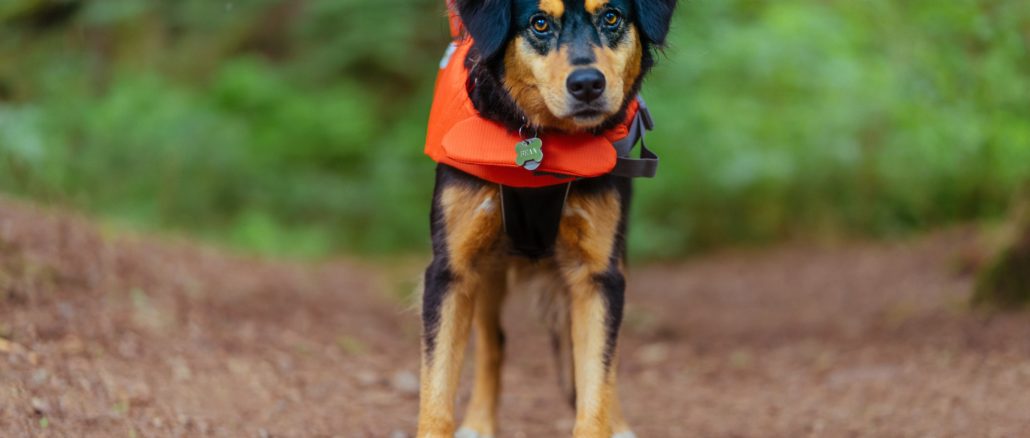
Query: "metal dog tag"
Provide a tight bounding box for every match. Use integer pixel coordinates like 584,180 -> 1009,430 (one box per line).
515,137 -> 543,171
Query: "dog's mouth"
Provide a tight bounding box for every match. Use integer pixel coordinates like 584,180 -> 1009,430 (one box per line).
572,108 -> 604,119
566,105 -> 610,126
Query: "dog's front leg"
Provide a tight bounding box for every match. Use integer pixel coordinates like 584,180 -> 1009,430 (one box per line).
565,266 -> 625,438
458,282 -> 507,438
418,263 -> 475,438
557,187 -> 632,438
418,177 -> 502,438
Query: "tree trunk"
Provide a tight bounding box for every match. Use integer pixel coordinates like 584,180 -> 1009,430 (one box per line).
973,196 -> 1030,308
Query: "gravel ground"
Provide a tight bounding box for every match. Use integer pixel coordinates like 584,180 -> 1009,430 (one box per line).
2,198 -> 1029,437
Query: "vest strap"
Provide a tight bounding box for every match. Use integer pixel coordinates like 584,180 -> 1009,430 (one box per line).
446,0 -> 463,39
610,97 -> 660,179
612,142 -> 659,178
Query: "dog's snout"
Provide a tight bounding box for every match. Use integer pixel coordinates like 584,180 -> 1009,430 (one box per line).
566,68 -> 606,102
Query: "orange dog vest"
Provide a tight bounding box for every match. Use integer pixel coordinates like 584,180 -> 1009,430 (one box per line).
424,7 -> 658,188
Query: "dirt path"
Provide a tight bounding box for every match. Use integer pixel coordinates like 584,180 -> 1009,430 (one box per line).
2,198 -> 1030,437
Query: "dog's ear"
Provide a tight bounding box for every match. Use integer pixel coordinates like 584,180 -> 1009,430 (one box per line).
455,0 -> 512,60
633,0 -> 677,46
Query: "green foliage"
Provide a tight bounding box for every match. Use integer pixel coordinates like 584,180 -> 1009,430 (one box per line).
633,0 -> 1030,256
1,0 -> 1028,258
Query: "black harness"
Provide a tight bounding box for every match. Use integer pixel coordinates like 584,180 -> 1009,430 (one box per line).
500,99 -> 657,258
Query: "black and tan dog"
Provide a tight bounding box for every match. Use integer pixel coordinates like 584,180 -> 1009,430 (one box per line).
419,0 -> 676,437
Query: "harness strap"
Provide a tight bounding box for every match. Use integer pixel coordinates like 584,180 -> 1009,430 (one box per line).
610,97 -> 659,178
612,142 -> 659,178
497,99 -> 658,258
499,182 -> 571,259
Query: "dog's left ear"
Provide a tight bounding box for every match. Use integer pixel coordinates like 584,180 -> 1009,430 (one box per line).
633,0 -> 677,46
455,0 -> 513,60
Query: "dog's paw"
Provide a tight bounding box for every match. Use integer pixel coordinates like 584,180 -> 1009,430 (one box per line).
454,427 -> 493,438
612,431 -> 638,438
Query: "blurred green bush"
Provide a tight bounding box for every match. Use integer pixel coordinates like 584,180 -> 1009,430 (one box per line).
1,0 -> 1028,259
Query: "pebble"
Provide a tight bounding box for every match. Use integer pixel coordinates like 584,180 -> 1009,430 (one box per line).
57,302 -> 75,319
636,343 -> 669,365
554,417 -> 575,432
356,370 -> 380,387
171,357 -> 192,381
390,370 -> 419,395
30,397 -> 50,415
31,369 -> 48,386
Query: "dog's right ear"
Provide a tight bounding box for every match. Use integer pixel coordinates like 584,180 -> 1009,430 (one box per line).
455,0 -> 512,60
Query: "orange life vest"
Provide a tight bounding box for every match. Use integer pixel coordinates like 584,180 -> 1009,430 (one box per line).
424,4 -> 656,188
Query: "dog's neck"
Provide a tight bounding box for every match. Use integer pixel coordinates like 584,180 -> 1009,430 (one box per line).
464,50 -> 654,136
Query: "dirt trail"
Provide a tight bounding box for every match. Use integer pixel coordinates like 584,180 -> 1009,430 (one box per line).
2,198 -> 1030,437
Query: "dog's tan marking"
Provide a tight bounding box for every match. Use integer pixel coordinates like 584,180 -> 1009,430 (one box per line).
460,283 -> 507,436
503,26 -> 643,132
418,184 -> 505,438
585,0 -> 610,14
557,190 -> 621,279
540,0 -> 565,18
568,282 -> 615,437
440,185 -> 503,277
418,287 -> 474,437
594,27 -> 642,115
555,189 -> 625,437
504,37 -> 585,132
608,373 -> 633,435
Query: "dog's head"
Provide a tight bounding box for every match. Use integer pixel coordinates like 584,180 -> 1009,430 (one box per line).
456,0 -> 676,133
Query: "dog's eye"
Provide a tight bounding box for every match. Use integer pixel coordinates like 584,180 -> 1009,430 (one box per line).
531,16 -> 551,34
602,10 -> 621,28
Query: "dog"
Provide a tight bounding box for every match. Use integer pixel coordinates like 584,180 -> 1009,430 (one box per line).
418,0 -> 676,437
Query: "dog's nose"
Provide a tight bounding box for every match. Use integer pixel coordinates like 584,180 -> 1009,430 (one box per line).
566,68 -> 606,102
